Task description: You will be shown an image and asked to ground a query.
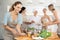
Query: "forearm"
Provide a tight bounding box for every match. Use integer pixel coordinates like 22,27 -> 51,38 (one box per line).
44,22 -> 53,26
4,25 -> 16,32
23,22 -> 31,24
52,10 -> 58,19
16,24 -> 21,34
53,20 -> 60,24
47,22 -> 53,25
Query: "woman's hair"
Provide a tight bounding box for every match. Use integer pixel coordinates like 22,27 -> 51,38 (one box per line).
43,8 -> 47,13
19,7 -> 26,13
48,4 -> 54,7
43,8 -> 47,11
9,1 -> 22,12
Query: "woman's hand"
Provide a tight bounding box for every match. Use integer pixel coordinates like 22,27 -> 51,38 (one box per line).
12,30 -> 26,36
18,33 -> 26,36
11,29 -> 19,36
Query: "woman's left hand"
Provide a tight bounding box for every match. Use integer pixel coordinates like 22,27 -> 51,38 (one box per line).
18,33 -> 26,36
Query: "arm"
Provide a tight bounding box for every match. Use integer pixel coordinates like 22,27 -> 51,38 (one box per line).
16,14 -> 26,35
4,25 -> 17,33
41,16 -> 53,26
53,10 -> 58,20
41,17 -> 43,24
16,24 -> 21,34
4,13 -> 18,35
23,22 -> 32,24
16,24 -> 26,36
52,10 -> 60,24
47,16 -> 51,22
23,17 -> 34,24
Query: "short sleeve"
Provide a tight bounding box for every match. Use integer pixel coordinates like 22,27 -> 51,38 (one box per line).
18,14 -> 23,25
4,12 -> 9,25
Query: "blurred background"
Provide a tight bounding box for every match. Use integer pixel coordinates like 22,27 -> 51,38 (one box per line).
0,0 -> 60,39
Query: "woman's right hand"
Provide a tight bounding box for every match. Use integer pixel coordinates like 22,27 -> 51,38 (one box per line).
11,30 -> 18,36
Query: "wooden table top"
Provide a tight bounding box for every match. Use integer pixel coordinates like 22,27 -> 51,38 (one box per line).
15,33 -> 60,40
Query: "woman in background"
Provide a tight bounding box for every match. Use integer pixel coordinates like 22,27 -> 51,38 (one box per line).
41,8 -> 52,30
19,7 -> 31,24
19,7 -> 31,33
3,1 -> 25,40
47,4 -> 60,33
41,7 -> 59,33
19,7 -> 27,21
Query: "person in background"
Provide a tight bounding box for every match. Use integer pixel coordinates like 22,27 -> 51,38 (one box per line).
19,7 -> 32,24
47,4 -> 60,33
19,7 -> 31,33
29,10 -> 42,31
41,8 -> 52,30
3,1 -> 25,40
19,7 -> 27,22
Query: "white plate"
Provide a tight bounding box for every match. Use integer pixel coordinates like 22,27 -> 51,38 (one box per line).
32,36 -> 44,40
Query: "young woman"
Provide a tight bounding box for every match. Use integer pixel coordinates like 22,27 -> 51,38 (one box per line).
19,7 -> 31,24
3,1 -> 25,40
19,7 -> 30,33
41,8 -> 52,30
19,7 -> 26,21
47,4 -> 60,33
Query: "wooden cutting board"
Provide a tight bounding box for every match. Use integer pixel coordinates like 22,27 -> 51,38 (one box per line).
15,36 -> 33,40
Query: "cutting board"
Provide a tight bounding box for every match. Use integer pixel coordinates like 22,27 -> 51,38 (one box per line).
15,36 -> 33,40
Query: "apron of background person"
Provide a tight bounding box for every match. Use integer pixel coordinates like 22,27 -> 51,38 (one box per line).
3,13 -> 19,40
21,15 -> 29,32
28,16 -> 42,30
47,15 -> 58,33
42,17 -> 49,29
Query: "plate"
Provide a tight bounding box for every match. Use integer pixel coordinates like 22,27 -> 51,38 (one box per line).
32,36 -> 44,40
